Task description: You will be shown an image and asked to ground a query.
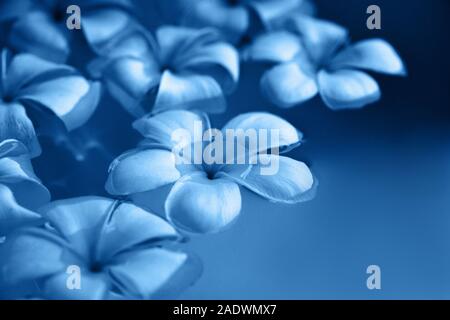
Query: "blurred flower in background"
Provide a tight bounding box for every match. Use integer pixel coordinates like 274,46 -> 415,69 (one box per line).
0,139 -> 50,236
244,14 -> 406,109
106,110 -> 315,233
0,0 -> 138,62
152,0 -> 315,44
89,26 -> 239,117
0,197 -> 201,299
0,49 -> 100,157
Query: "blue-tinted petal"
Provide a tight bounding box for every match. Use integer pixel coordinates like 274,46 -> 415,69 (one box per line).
180,42 -> 239,93
180,0 -> 249,43
243,31 -> 302,63
222,112 -> 302,154
133,110 -> 209,149
218,155 -> 315,203
39,197 -> 116,259
5,52 -> 74,96
18,76 -> 100,131
330,39 -> 407,76
0,184 -> 42,236
318,69 -> 381,110
286,14 -> 348,64
0,227 -> 72,286
42,271 -> 108,300
153,71 -> 226,114
109,248 -> 200,299
0,0 -> 32,22
0,139 -> 28,158
165,172 -> 242,233
261,62 -> 318,108
82,8 -> 135,54
9,11 -> 69,63
106,149 -> 181,195
0,102 -> 41,157
97,202 -> 179,261
249,0 -> 304,28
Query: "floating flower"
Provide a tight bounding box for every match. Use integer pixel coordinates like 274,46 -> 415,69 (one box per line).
0,49 -> 101,157
106,110 -> 315,234
0,0 -> 137,62
154,0 -> 315,44
0,139 -> 50,236
0,196 -> 201,299
243,15 -> 406,109
89,26 -> 239,117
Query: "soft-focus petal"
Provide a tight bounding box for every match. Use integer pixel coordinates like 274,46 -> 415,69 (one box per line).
0,227 -> 72,285
180,0 -> 249,43
102,57 -> 160,117
243,31 -> 302,63
249,0 -> 304,28
0,184 -> 42,236
0,0 -> 32,21
39,197 -> 116,259
82,8 -> 134,54
181,42 -> 239,93
286,14 -> 348,64
222,112 -> 301,154
0,102 -> 41,157
0,139 -> 28,158
165,172 -> 242,233
97,201 -> 180,261
8,11 -> 69,63
18,77 -> 100,131
330,39 -> 407,75
5,52 -> 74,96
261,62 -> 318,108
42,271 -> 108,300
133,110 -> 209,149
218,155 -> 315,203
318,69 -> 381,110
109,248 -> 199,299
153,71 -> 226,114
106,149 -> 181,195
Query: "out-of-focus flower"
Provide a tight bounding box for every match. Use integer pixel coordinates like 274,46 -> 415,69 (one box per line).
0,196 -> 201,299
154,0 -> 315,44
106,110 -> 315,234
0,139 -> 50,236
243,15 -> 406,110
0,49 -> 101,157
89,26 -> 239,117
0,0 -> 137,62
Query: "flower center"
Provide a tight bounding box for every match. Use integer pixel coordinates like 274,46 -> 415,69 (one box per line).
2,95 -> 13,103
90,261 -> 103,273
52,8 -> 65,22
227,0 -> 240,6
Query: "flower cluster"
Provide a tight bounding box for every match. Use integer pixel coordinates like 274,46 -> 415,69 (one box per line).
0,0 -> 405,299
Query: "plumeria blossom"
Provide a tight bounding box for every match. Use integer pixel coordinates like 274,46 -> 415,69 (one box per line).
243,15 -> 406,109
0,197 -> 201,299
106,110 -> 315,234
89,26 -> 239,117
0,139 -> 50,236
0,0 -> 137,62
155,0 -> 315,44
0,49 -> 100,157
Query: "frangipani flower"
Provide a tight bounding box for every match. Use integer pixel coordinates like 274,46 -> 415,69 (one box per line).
0,0 -> 137,62
155,0 -> 315,44
0,197 -> 201,299
89,26 -> 239,117
0,49 -> 100,157
106,110 -> 315,234
0,139 -> 50,236
243,15 -> 406,109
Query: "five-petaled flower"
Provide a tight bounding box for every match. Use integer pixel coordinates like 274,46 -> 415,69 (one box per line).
0,49 -> 100,157
154,0 -> 315,44
89,26 -> 239,117
0,196 -> 201,299
106,110 -> 315,234
243,14 -> 406,109
0,139 -> 50,236
0,0 -> 138,62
